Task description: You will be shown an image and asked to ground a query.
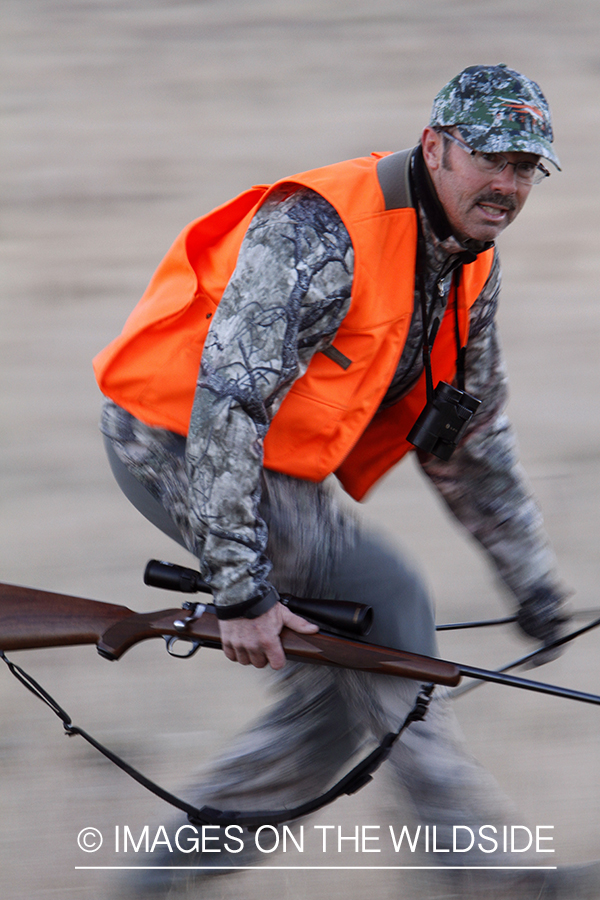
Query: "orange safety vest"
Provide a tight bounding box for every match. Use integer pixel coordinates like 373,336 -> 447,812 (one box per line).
94,152 -> 494,501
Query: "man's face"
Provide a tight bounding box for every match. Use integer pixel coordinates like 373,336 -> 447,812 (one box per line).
421,126 -> 536,243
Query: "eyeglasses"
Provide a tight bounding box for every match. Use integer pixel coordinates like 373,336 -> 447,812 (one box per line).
440,130 -> 551,185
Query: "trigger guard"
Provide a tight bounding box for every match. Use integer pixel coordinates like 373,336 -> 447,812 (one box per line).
164,636 -> 202,658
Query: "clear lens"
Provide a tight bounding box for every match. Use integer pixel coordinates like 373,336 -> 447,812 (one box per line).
471,152 -> 547,184
441,131 -> 549,185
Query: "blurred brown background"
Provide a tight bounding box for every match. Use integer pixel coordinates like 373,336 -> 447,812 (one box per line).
1,1 -> 599,897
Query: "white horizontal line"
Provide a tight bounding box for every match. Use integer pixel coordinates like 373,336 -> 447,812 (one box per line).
75,865 -> 558,871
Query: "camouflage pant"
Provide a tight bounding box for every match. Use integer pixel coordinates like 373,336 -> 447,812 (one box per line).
102,401 -> 518,867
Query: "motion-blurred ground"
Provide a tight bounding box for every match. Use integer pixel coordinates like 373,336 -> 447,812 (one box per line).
1,2 -> 599,898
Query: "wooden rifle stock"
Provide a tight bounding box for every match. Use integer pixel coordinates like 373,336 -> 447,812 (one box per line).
0,581 -> 461,687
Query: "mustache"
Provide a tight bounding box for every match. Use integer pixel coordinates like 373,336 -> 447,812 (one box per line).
475,191 -> 517,211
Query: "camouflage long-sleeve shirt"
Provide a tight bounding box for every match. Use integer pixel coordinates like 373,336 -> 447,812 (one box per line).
185,178 -> 562,615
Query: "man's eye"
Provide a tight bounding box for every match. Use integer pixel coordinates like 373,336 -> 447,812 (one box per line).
516,162 -> 536,174
479,152 -> 502,166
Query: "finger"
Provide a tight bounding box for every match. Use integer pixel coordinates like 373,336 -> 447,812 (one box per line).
222,641 -> 252,666
235,646 -> 254,666
222,642 -> 237,662
261,636 -> 286,670
246,647 -> 269,669
281,607 -> 319,634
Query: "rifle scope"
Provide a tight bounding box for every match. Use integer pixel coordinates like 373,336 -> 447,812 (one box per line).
144,559 -> 373,637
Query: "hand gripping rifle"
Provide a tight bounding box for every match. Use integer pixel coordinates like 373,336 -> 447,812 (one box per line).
2,561 -> 600,827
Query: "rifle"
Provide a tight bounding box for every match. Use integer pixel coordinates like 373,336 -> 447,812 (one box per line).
0,561 -> 460,687
2,561 -> 600,827
4,559 -> 600,705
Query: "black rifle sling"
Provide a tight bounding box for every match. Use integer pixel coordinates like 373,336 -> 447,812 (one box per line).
0,650 -> 433,828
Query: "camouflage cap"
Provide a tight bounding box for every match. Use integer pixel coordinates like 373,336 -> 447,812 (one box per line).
430,63 -> 561,169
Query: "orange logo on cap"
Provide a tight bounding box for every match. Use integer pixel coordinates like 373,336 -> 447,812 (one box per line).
498,98 -> 549,135
499,99 -> 544,121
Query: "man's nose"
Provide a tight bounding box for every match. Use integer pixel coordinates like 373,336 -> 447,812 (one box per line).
489,163 -> 519,192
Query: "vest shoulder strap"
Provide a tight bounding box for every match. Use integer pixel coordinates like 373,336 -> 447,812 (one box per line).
321,148 -> 415,370
376,148 -> 414,210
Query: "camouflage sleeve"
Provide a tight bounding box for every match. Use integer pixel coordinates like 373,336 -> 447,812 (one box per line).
417,251 -> 564,607
185,187 -> 354,616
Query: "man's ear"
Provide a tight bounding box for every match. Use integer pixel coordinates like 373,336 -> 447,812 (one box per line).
421,126 -> 444,173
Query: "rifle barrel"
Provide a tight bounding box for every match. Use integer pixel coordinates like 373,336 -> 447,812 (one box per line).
457,663 -> 600,706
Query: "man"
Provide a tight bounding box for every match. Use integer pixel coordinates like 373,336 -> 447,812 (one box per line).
95,65 -> 596,897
